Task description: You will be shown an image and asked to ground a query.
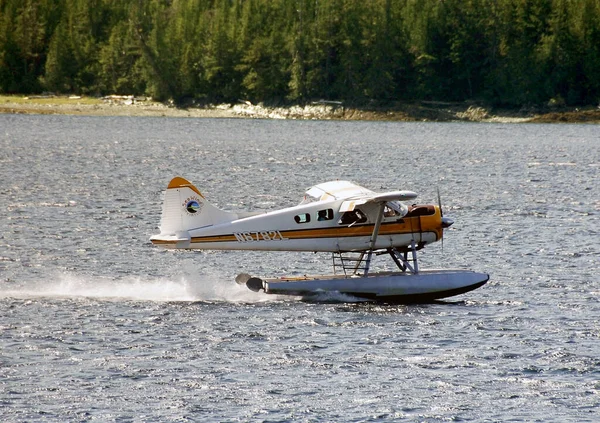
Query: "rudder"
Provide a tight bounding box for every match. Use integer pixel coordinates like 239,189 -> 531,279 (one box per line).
156,176 -> 237,236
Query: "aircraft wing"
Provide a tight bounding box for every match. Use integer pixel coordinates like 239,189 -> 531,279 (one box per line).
339,191 -> 417,213
305,181 -> 375,201
370,190 -> 418,202
306,181 -> 417,215
339,199 -> 369,212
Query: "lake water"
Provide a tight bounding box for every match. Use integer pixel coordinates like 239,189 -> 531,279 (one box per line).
1,114 -> 599,422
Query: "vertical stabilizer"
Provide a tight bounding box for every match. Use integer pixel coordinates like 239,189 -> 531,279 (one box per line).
151,177 -> 238,245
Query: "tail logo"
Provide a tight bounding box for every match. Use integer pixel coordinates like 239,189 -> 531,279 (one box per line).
183,196 -> 203,214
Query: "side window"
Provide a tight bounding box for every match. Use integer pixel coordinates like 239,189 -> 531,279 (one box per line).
405,205 -> 435,217
294,213 -> 311,224
384,206 -> 397,217
317,208 -> 334,221
338,209 -> 367,225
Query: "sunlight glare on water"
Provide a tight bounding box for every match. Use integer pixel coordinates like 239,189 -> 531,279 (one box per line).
1,115 -> 599,422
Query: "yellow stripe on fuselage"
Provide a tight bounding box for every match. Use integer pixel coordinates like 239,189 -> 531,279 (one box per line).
186,215 -> 442,244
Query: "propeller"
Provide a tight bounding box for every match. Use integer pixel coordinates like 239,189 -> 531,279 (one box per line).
437,187 -> 454,228
437,188 -> 454,252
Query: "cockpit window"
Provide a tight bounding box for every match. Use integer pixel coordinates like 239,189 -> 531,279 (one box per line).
294,213 -> 311,224
384,206 -> 397,217
339,209 -> 367,225
405,205 -> 435,217
317,208 -> 334,221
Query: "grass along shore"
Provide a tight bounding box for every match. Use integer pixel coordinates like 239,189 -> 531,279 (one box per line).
1,94 -> 599,123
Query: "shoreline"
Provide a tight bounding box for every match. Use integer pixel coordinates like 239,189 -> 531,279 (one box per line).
1,95 -> 599,123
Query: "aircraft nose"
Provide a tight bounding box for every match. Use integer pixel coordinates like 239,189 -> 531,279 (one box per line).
442,216 -> 454,228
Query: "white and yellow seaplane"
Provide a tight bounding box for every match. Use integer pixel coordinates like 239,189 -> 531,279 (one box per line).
150,177 -> 488,303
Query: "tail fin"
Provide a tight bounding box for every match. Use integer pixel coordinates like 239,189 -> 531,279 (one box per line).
152,177 -> 237,244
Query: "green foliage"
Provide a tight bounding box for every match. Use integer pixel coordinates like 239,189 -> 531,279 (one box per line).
0,0 -> 599,106
98,20 -> 145,94
237,0 -> 291,102
0,0 -> 60,92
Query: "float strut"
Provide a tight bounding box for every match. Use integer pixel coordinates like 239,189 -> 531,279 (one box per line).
364,203 -> 385,277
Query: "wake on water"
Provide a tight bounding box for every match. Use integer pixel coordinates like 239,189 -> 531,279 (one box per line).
0,270 -> 269,303
1,272 -> 369,304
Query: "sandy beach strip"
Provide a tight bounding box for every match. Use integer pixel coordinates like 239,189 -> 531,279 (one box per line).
1,95 -> 599,123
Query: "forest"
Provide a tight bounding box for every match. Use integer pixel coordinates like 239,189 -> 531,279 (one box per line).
1,0 -> 599,108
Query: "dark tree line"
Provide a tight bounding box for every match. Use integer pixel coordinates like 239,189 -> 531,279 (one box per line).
1,0 -> 600,107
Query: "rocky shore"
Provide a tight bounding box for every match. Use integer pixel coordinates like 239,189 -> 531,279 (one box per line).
1,95 -> 599,123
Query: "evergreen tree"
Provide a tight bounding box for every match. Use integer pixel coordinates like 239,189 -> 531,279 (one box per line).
0,0 -> 599,106
0,0 -> 21,92
362,0 -> 412,102
98,18 -> 145,94
578,0 -> 600,105
483,0 -> 552,105
288,0 -> 311,101
237,0 -> 291,102
0,0 -> 60,92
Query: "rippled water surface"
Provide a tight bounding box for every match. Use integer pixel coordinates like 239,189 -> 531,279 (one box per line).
1,115 -> 599,422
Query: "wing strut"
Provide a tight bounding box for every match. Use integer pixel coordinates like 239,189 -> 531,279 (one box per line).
363,202 -> 386,276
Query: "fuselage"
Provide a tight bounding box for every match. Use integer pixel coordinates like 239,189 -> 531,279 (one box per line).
151,197 -> 444,252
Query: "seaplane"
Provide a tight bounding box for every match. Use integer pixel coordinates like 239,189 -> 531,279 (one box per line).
150,177 -> 488,303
